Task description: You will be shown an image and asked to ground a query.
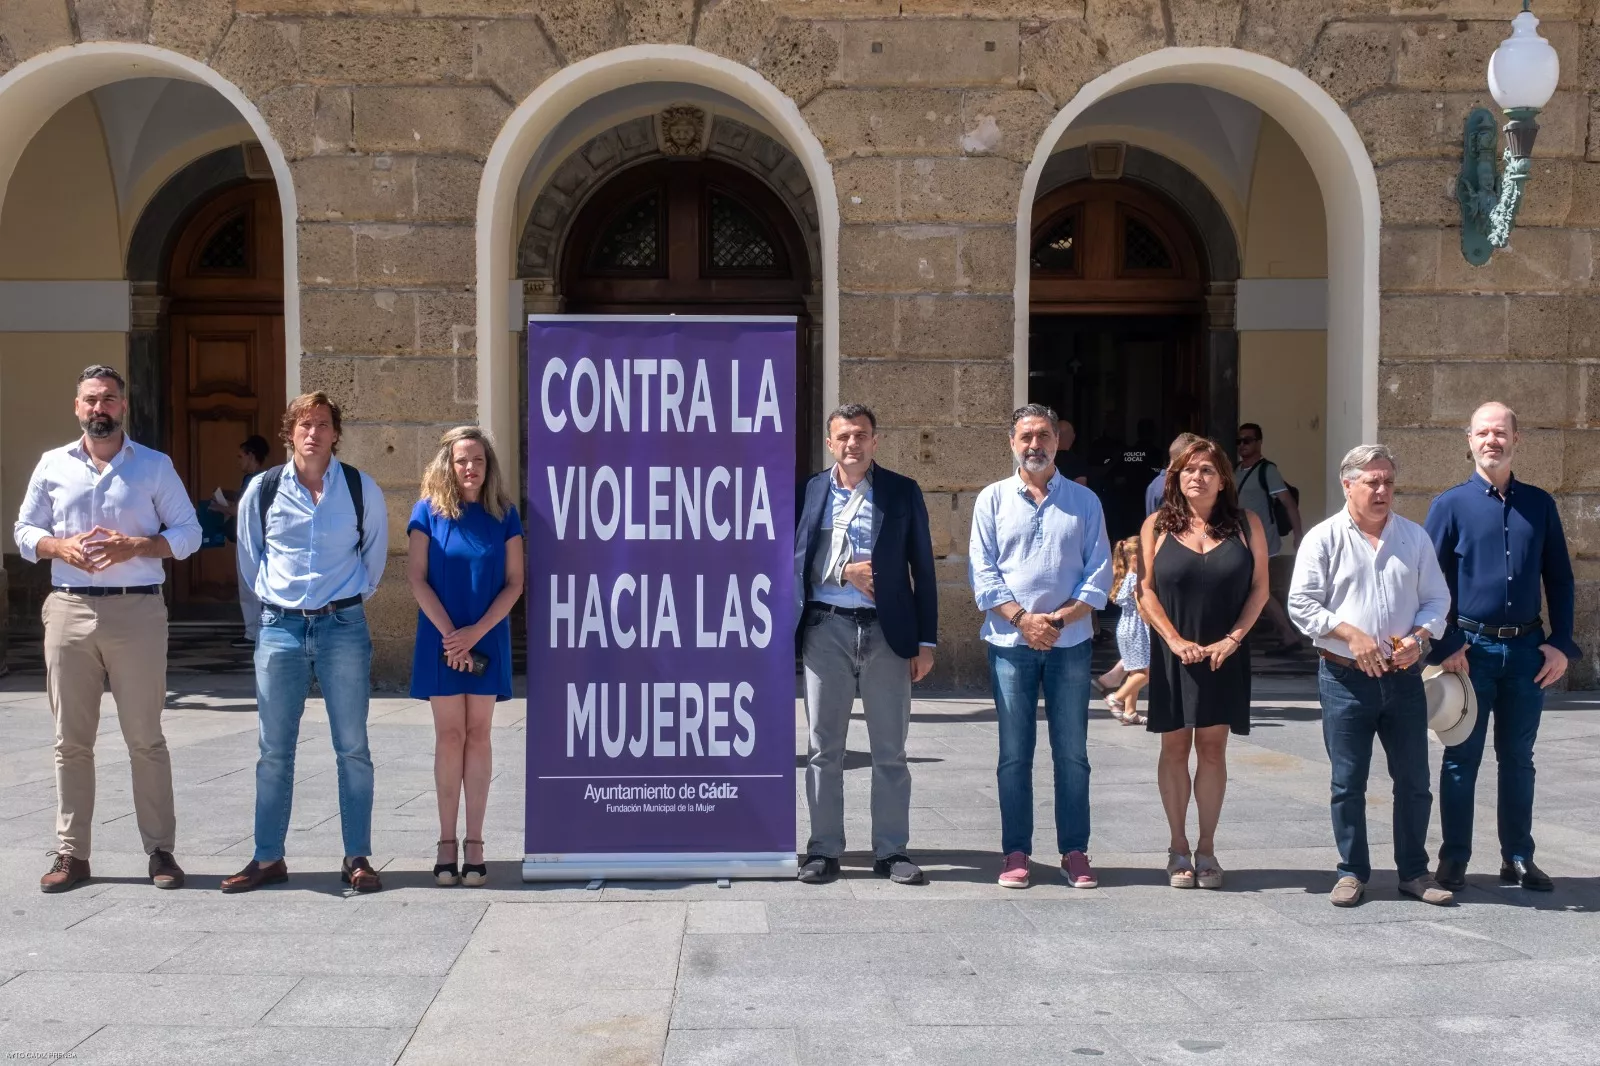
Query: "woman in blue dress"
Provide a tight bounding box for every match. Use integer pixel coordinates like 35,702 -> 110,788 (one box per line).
406,426 -> 523,887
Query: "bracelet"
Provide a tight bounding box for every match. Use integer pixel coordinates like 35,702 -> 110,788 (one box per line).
1223,634 -> 1240,645
1009,606 -> 1027,626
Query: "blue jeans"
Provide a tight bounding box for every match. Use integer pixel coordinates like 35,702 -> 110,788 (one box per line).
252,603 -> 374,862
1318,660 -> 1433,882
987,641 -> 1092,856
1438,629 -> 1546,866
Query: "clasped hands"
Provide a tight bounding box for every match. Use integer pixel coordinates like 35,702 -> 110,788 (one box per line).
441,624 -> 486,672
1164,631 -> 1242,672
55,527 -> 151,572
1343,629 -> 1424,678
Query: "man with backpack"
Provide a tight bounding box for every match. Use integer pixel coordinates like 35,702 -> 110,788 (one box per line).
223,392 -> 389,894
1237,423 -> 1305,652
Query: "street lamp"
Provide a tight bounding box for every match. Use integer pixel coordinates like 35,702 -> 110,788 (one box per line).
1456,1 -> 1561,265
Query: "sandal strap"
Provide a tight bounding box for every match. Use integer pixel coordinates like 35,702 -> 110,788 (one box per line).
463,839 -> 484,846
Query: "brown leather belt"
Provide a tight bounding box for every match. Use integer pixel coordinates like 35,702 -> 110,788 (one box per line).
1318,649 -> 1418,675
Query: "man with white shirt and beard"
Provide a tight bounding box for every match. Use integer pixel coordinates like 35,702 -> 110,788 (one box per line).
15,365 -> 201,893
1289,444 -> 1453,909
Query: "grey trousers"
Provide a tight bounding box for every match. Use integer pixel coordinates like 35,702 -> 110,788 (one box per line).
801,609 -> 913,860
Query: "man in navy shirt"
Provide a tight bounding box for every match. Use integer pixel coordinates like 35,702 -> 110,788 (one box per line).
1425,401 -> 1579,893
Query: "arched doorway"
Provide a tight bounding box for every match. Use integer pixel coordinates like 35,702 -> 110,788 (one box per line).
560,156 -> 813,483
165,180 -> 286,611
1028,178 -> 1206,541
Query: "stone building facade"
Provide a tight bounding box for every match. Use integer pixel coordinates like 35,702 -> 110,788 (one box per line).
1,0 -> 1597,688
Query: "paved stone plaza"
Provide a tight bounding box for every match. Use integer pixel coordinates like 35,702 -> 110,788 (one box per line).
0,672 -> 1596,1066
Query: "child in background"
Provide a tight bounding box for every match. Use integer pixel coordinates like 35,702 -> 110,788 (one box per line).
1107,535 -> 1150,725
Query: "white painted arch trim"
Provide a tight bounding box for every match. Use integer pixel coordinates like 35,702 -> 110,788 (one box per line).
0,42 -> 301,396
477,45 -> 841,481
1017,47 -> 1380,507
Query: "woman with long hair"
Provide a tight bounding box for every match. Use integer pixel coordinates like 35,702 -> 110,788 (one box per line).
1137,438 -> 1270,890
407,426 -> 524,887
1106,536 -> 1150,726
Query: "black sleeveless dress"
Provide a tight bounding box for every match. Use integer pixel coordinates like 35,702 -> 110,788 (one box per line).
1146,532 -> 1253,735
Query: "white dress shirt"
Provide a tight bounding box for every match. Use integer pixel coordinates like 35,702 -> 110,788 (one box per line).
14,436 -> 201,588
1288,507 -> 1450,659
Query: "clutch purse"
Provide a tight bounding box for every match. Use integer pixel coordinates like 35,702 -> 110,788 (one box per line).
443,648 -> 490,676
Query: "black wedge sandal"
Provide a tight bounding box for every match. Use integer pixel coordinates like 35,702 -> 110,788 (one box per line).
433,838 -> 459,887
461,838 -> 487,887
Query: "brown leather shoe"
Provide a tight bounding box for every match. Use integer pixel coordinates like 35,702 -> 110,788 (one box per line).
149,849 -> 185,890
40,852 -> 91,893
221,859 -> 289,894
342,856 -> 382,893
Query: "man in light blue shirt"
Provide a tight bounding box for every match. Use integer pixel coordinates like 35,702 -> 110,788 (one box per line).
224,391 -> 388,895
970,404 -> 1112,890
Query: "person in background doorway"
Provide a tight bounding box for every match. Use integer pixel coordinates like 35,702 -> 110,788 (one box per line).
1137,438 -> 1269,891
1146,433 -> 1201,518
794,404 -> 938,886
1105,536 -> 1150,726
1426,401 -> 1579,894
1236,423 -> 1306,652
215,435 -> 270,649
17,365 -> 201,893
408,426 -> 524,888
1055,418 -> 1091,487
971,405 -> 1112,890
224,392 -> 388,895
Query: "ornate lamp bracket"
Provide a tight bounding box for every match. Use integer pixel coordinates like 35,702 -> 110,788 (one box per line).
1457,106 -> 1539,266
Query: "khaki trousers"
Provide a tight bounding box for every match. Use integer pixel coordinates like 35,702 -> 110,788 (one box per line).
44,591 -> 174,858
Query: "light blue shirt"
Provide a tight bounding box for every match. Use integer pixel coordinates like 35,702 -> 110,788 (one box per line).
812,468 -> 877,610
969,470 -> 1113,649
236,459 -> 388,609
14,436 -> 201,588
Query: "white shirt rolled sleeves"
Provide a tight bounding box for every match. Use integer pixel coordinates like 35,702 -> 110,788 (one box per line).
1288,508 -> 1450,660
14,437 -> 201,587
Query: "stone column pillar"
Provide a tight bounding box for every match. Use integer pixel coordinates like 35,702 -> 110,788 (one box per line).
1205,282 -> 1239,448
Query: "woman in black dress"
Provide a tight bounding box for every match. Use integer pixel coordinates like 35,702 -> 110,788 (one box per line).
1137,438 -> 1270,890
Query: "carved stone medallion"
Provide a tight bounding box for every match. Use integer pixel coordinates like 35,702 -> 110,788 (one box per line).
656,105 -> 708,157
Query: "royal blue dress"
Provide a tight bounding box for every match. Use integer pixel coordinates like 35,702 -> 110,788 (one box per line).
408,499 -> 522,701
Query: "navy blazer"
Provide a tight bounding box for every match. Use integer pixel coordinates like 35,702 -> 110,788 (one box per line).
794,463 -> 938,661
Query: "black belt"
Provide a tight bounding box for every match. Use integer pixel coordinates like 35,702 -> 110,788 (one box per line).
53,585 -> 161,596
1456,616 -> 1540,640
807,602 -> 877,623
269,595 -> 363,617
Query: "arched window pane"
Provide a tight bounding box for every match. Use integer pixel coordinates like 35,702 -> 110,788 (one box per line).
1123,216 -> 1173,271
707,192 -> 778,271
1031,213 -> 1076,272
196,211 -> 248,272
589,191 -> 662,271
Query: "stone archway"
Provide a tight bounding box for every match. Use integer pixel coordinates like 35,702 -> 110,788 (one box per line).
1017,47 -> 1380,504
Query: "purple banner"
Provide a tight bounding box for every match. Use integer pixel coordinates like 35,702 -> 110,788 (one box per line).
525,316 -> 797,870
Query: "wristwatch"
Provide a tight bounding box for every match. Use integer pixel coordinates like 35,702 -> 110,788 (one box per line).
1047,616 -> 1065,630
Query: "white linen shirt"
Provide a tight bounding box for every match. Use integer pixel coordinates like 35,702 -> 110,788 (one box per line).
1288,507 -> 1450,659
14,436 -> 201,587
236,459 -> 388,609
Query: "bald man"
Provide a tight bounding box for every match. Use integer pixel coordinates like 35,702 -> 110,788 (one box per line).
1424,401 -> 1579,894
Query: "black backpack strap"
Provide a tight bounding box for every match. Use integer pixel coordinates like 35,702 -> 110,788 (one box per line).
342,462 -> 366,553
257,465 -> 286,557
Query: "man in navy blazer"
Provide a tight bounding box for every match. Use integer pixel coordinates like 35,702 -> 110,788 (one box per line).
793,404 -> 937,885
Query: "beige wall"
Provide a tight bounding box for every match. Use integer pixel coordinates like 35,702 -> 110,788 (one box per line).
0,95 -> 121,280
0,333 -> 126,553
0,94 -> 126,553
1239,114 -> 1329,534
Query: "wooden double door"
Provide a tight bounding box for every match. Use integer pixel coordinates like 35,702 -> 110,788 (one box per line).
166,182 -> 285,608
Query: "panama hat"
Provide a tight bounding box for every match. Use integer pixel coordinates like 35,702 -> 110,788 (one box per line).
1422,664 -> 1478,747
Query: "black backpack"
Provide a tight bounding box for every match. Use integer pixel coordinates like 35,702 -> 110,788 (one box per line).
256,462 -> 367,555
1251,460 -> 1298,537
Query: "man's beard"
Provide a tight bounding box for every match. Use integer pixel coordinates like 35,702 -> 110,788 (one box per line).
1018,448 -> 1052,473
81,414 -> 120,440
